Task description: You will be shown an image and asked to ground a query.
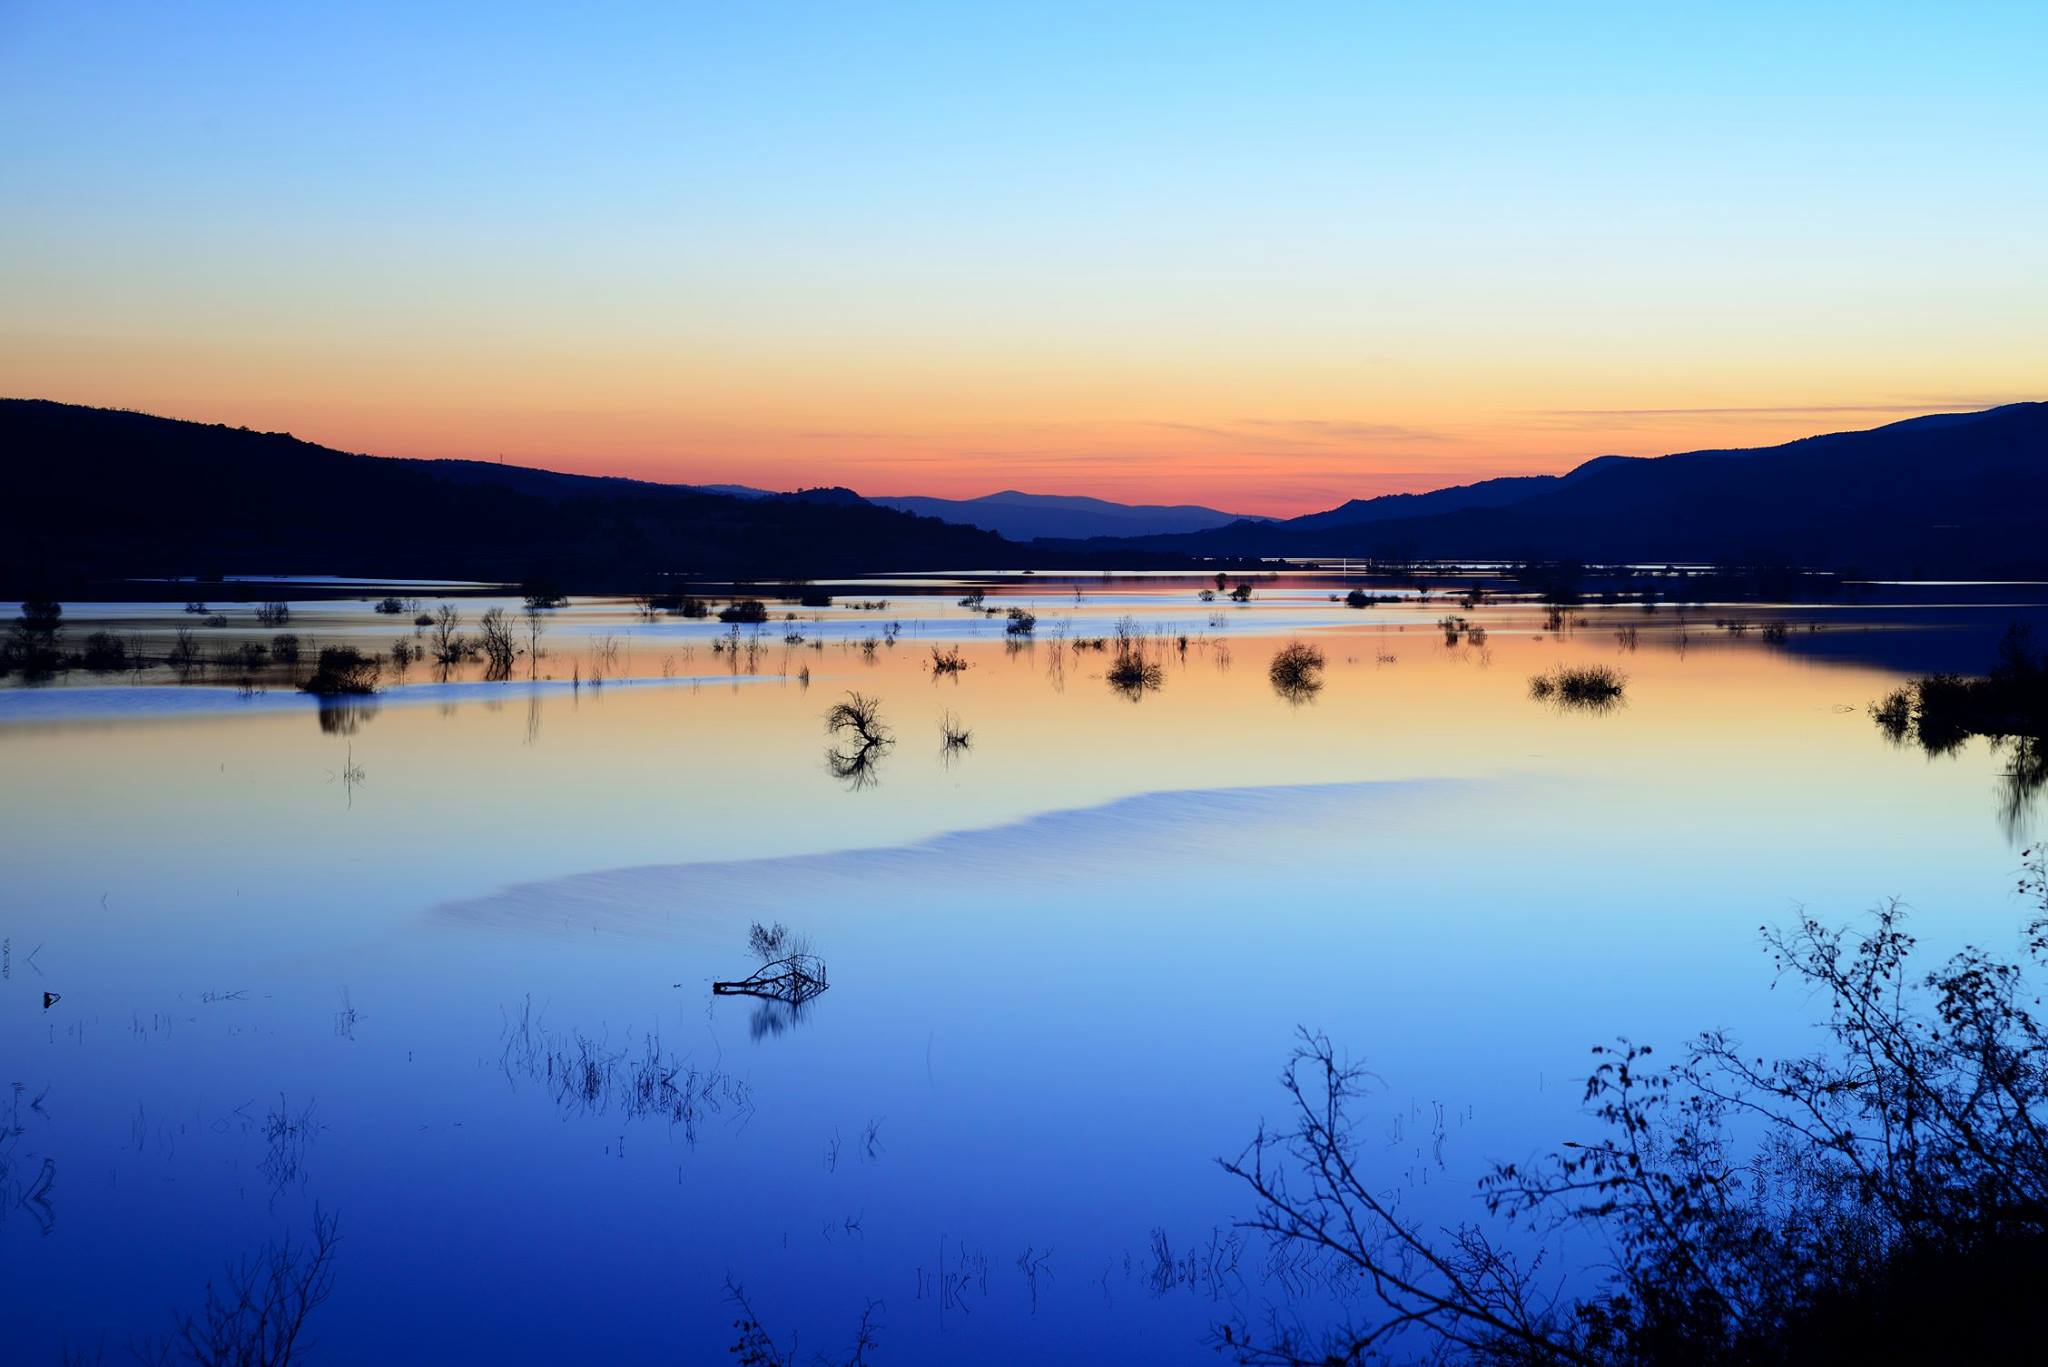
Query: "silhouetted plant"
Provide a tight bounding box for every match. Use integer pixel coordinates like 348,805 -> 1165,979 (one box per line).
940,709 -> 972,755
520,578 -> 568,610
930,644 -> 969,675
300,646 -> 380,696
1869,626 -> 2047,759
1108,614 -> 1165,697
1006,607 -> 1037,635
721,598 -> 769,624
1530,664 -> 1626,708
6,596 -> 63,673
1230,581 -> 1255,603
225,641 -> 269,673
715,955 -> 830,1007
254,600 -> 290,627
498,998 -> 752,1137
80,631 -> 130,672
476,606 -> 518,677
270,633 -> 301,666
746,920 -> 811,963
1268,640 -> 1326,700
826,691 -> 888,746
429,603 -> 466,666
1218,852 -> 2048,1366
131,1208 -> 339,1367
1870,685 -> 1913,740
166,626 -> 202,674
725,1278 -> 879,1367
825,691 -> 893,789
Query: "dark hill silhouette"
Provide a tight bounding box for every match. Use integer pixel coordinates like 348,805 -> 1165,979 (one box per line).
870,489 -> 1268,540
1065,404 -> 2048,575
0,400 -> 1020,592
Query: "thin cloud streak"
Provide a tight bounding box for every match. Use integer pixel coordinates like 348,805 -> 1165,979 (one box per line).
1540,396 -> 2032,420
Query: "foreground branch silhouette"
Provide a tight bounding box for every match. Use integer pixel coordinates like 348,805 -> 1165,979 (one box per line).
1219,850 -> 2048,1366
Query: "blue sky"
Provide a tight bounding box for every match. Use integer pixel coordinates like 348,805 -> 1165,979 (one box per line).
3,2 -> 2042,509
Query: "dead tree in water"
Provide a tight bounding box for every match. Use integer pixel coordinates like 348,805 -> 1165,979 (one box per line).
825,691 -> 893,789
714,954 -> 830,1006
477,606 -> 518,678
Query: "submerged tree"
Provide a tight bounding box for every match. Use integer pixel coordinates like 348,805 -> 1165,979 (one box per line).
1872,626 -> 2047,836
4,596 -> 62,674
1268,640 -> 1326,702
824,691 -> 893,790
300,646 -> 380,696
477,606 -> 518,678
430,603 -> 466,668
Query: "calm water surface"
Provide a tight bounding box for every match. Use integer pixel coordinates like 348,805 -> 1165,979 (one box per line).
2,578 -> 2042,1362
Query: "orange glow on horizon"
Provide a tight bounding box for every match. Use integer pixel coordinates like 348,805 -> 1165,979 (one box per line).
4,344 -> 2034,518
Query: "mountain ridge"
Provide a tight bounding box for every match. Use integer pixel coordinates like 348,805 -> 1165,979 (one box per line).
0,399 -> 1025,590
1053,403 -> 2048,576
868,489 -> 1269,540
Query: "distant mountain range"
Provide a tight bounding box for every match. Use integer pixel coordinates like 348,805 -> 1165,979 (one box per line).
1051,404 -> 2048,577
868,490 -> 1267,540
6,398 -> 2043,590
0,400 -> 1019,591
667,483 -> 1265,541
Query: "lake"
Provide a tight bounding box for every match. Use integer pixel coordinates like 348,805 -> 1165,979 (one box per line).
3,576 -> 2043,1363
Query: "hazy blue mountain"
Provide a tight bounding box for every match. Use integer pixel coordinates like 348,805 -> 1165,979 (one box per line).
1064,404 -> 2048,577
870,489 -> 1269,541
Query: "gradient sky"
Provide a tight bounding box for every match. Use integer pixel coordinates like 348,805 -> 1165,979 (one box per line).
2,2 -> 2043,515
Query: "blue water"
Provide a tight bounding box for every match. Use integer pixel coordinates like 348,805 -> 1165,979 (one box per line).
2,589 -> 2039,1362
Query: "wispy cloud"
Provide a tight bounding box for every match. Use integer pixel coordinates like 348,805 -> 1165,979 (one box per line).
1539,395 -> 2032,422
1134,418 -> 1446,450
1233,418 -> 1448,443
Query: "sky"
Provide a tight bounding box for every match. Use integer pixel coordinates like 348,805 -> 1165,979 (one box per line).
2,2 -> 2043,516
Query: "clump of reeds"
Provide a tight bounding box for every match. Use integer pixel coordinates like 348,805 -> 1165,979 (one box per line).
1529,663 -> 1627,707
931,645 -> 969,675
1107,614 -> 1164,695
